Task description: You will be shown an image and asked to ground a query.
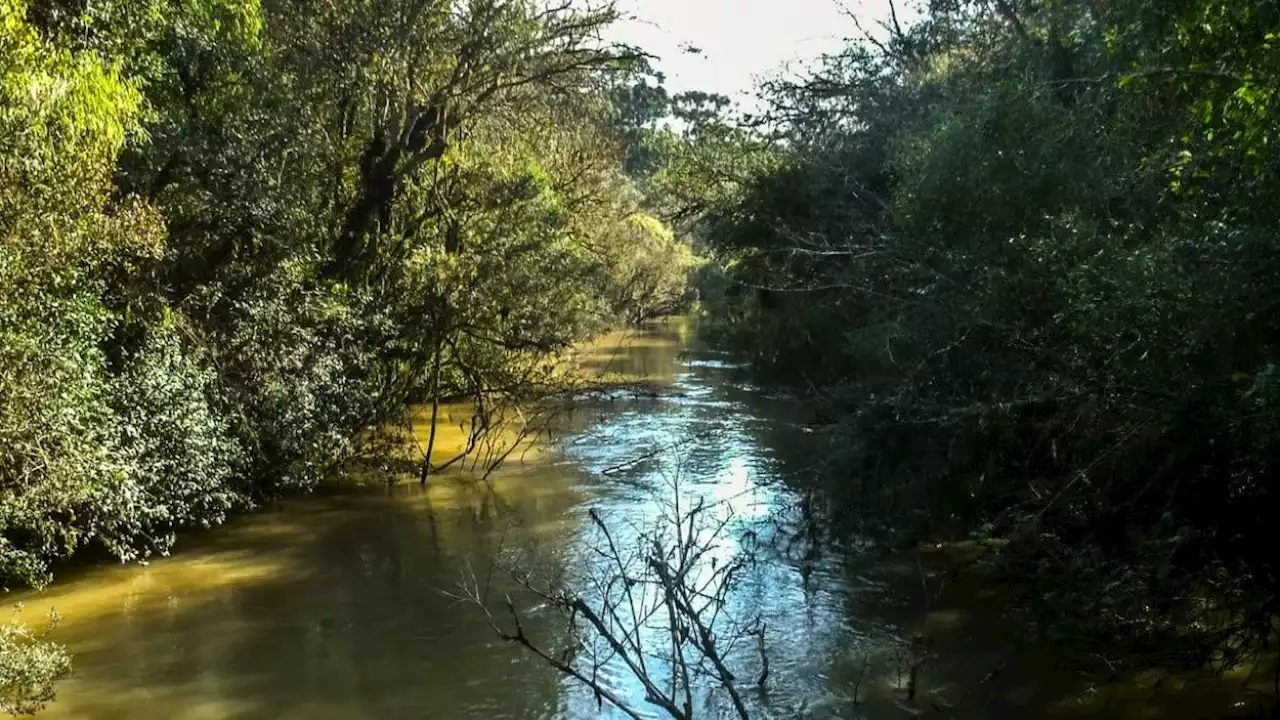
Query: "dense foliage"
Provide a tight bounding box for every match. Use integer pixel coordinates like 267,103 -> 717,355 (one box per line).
0,610 -> 68,716
699,0 -> 1280,669
6,0 -> 1278,708
2,0 -> 696,707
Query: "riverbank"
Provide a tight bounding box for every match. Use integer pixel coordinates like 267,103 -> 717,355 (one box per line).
8,317 -> 1273,719
886,541 -> 1278,718
2,319 -> 723,718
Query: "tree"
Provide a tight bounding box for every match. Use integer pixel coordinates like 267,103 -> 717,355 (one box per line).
1,0 -> 693,591
695,0 -> 1280,673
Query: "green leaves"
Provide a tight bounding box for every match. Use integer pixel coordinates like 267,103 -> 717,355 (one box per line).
0,0 -> 694,618
1,0 -> 169,590
0,609 -> 71,716
697,0 -> 1280,663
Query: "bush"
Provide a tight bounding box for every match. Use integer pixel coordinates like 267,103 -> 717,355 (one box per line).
107,321 -> 246,550
0,610 -> 71,716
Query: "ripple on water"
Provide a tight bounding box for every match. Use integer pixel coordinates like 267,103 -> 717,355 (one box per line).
13,317 -> 1242,720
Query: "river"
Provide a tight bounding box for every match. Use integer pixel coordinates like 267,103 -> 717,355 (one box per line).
9,318 -> 1262,719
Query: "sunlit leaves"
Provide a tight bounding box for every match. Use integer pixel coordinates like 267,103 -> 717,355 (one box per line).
0,609 -> 71,716
0,0 -> 693,625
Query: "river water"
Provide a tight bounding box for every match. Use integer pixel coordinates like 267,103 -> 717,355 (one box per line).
10,318 -> 1263,719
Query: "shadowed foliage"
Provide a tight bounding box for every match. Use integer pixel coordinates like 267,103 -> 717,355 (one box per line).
691,0 -> 1280,677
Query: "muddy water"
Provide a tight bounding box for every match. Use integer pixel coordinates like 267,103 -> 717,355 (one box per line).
9,318 -> 1263,719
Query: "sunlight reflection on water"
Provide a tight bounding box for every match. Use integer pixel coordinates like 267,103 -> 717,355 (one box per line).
9,317 -> 1256,719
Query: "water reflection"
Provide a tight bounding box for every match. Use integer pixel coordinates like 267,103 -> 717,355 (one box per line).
8,318 -> 1259,719
0,319 -> 958,718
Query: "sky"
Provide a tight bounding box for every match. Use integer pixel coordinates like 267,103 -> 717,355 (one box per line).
604,0 -> 913,104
